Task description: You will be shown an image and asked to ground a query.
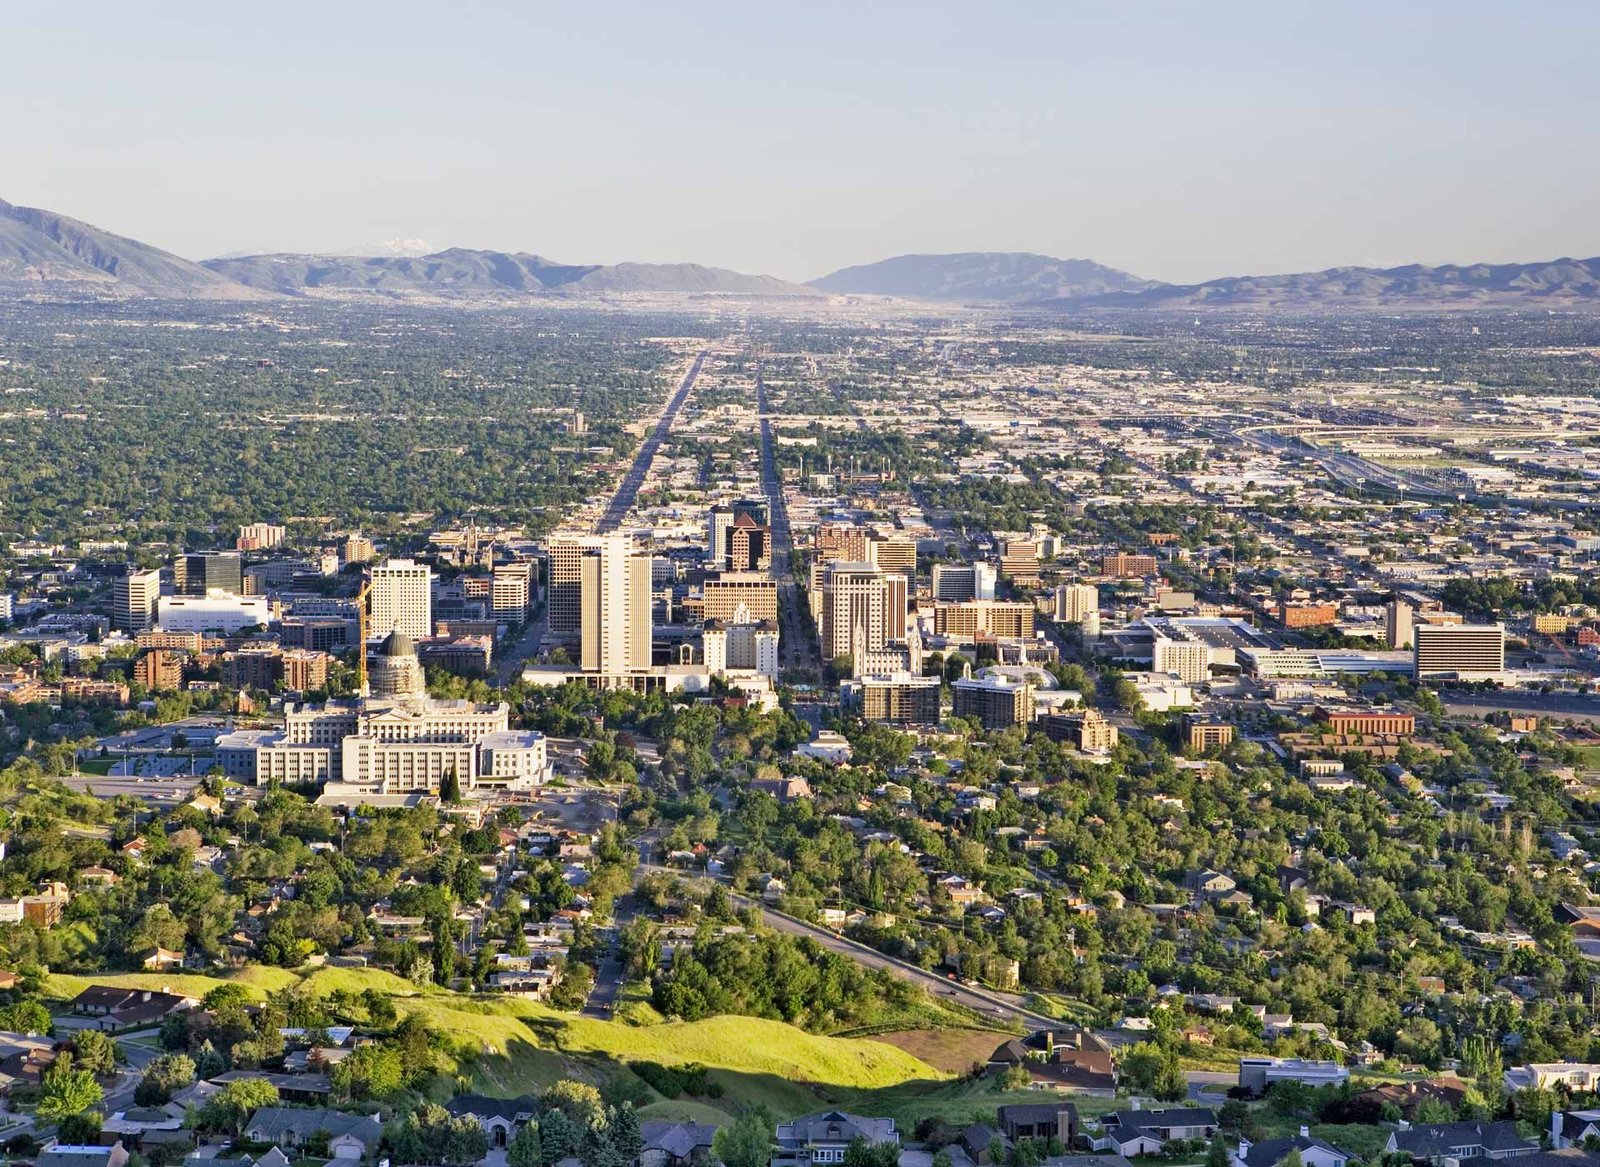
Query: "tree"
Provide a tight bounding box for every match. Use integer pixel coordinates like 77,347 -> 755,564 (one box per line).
59,1112 -> 103,1145
1281,1151 -> 1304,1167
441,767 -> 463,804
713,1108 -> 774,1167
200,1079 -> 280,1134
363,988 -> 398,1029
508,1122 -> 544,1167
331,1043 -> 405,1101
1154,1044 -> 1188,1102
135,1053 -> 196,1106
610,1105 -> 642,1167
72,1030 -> 120,1077
545,1079 -> 606,1126
1206,1135 -> 1230,1167
39,1055 -> 104,1124
0,999 -> 53,1035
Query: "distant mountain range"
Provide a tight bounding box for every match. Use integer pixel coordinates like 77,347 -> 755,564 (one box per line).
0,197 -> 269,299
203,250 -> 818,299
4,195 -> 1599,309
1071,257 -> 1600,309
0,197 -> 817,300
812,251 -> 1600,308
808,251 -> 1158,302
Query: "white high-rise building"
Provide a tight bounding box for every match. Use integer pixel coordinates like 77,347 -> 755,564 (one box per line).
1414,623 -> 1505,676
114,568 -> 162,633
370,559 -> 433,641
491,561 -> 532,622
820,561 -> 886,665
704,602 -> 780,681
580,535 -> 654,675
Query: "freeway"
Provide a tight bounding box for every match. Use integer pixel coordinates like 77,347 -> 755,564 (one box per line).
596,348 -> 708,533
1443,689 -> 1600,725
756,365 -> 821,676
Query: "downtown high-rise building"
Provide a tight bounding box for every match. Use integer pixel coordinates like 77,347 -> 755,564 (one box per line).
580,535 -> 654,675
176,551 -> 243,597
819,560 -> 886,665
114,568 -> 162,632
547,533 -> 610,635
1413,623 -> 1505,676
370,558 -> 433,641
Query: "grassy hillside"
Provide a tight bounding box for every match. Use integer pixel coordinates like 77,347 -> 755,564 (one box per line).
46,964 -> 943,1118
44,965 -> 303,1002
398,992 -> 943,1113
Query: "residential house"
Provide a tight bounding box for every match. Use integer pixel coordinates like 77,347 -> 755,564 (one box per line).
1386,1121 -> 1539,1165
444,1095 -> 540,1149
1238,1058 -> 1349,1094
1553,1111 -> 1600,1150
243,1107 -> 383,1158
64,987 -> 196,1032
37,1144 -> 130,1167
1094,1110 -> 1218,1157
639,1121 -> 719,1167
1235,1132 -> 1351,1167
773,1111 -> 898,1166
998,1103 -> 1079,1146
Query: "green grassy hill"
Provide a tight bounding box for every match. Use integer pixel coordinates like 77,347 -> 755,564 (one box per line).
47,964 -> 946,1119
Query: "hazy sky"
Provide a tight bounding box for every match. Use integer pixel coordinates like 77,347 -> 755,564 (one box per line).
6,1 -> 1599,283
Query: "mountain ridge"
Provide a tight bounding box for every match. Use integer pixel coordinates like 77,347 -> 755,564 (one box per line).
1068,256 -> 1600,309
203,249 -> 820,299
809,251 -> 1159,302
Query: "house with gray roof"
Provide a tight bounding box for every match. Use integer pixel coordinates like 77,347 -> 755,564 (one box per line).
775,1112 -> 899,1167
1235,1131 -> 1351,1167
243,1107 -> 383,1159
1386,1122 -> 1538,1165
444,1094 -> 540,1149
640,1120 -> 719,1167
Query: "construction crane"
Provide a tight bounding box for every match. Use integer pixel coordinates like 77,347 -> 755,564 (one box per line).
354,578 -> 372,693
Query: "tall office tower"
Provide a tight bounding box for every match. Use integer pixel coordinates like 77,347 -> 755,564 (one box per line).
491,561 -> 533,621
884,572 -> 910,641
547,533 -> 608,635
580,535 -> 654,674
932,563 -> 978,602
1055,583 -> 1100,624
175,551 -> 243,597
1386,596 -> 1414,650
707,505 -> 734,567
113,568 -> 162,633
869,534 -> 917,578
820,561 -> 886,664
370,558 -> 434,641
1413,623 -> 1505,676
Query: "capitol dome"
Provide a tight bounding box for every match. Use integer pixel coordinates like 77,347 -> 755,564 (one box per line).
370,629 -> 426,699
